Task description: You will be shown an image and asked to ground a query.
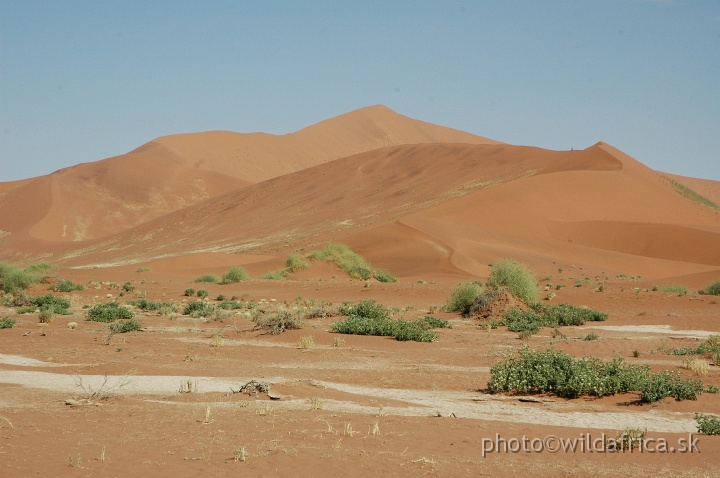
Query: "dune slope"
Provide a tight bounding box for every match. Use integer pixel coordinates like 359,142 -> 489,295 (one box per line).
0,105 -> 496,243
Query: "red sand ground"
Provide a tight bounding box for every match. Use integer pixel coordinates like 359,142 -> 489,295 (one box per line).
1,106 -> 719,477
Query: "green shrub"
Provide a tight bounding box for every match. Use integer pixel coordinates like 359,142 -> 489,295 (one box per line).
705,280 -> 720,296
308,243 -> 392,281
669,335 -> 720,356
373,269 -> 398,283
109,319 -> 142,334
15,295 -> 72,316
221,266 -> 249,284
218,300 -> 247,310
86,303 -> 134,322
500,303 -> 607,337
332,300 -> 443,342
443,282 -> 482,313
183,301 -> 216,317
660,284 -> 690,295
196,289 -> 209,298
696,414 -> 720,435
184,288 -> 195,297
216,294 -> 226,301
285,253 -> 309,273
122,282 -> 135,292
540,303 -> 608,326
486,260 -> 539,305
193,274 -> 220,284
261,269 -> 288,280
640,371 -> 705,403
128,299 -> 177,313
0,317 -> 16,329
488,347 -> 653,399
0,263 -> 51,293
38,306 -> 54,323
50,279 -> 85,292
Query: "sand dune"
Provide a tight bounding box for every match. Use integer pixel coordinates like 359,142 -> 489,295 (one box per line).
0,105 -> 495,243
1,107 -> 718,285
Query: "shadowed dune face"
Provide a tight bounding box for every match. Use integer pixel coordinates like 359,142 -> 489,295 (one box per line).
0,106 -> 718,285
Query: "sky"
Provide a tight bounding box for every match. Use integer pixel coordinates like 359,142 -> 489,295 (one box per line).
1,0 -> 719,182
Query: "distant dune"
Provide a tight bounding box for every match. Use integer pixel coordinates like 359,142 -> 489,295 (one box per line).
0,105 -> 496,243
0,106 -> 718,285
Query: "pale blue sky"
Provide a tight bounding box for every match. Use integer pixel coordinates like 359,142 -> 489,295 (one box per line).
1,0 -> 718,181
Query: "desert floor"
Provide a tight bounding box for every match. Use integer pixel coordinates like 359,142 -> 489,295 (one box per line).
1,264 -> 719,477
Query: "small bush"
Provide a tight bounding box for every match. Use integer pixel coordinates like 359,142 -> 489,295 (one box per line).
442,282 -> 482,313
50,279 -> 85,292
0,317 -> 16,329
38,306 -> 54,323
221,266 -> 249,284
109,319 -> 142,334
332,300 -> 443,342
261,269 -> 288,280
639,371 -> 705,403
194,274 -> 220,284
705,280 -> 720,296
696,414 -> 720,435
183,301 -> 216,317
128,299 -> 177,314
285,254 -> 309,273
218,300 -> 247,310
660,284 -> 690,295
184,288 -> 195,297
86,303 -> 134,322
373,269 -> 398,283
15,295 -> 72,316
122,282 -> 135,292
501,304 -> 607,337
196,289 -> 209,298
253,308 -> 303,335
486,260 -> 539,305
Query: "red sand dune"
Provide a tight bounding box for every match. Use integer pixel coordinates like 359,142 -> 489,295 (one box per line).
0,107 -> 718,286
0,105 -> 495,243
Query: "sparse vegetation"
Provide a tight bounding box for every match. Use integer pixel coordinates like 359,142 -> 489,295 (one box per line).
197,289 -> 209,298
252,308 -> 303,335
488,346 -> 711,402
667,177 -> 720,210
0,317 -> 16,329
13,294 -> 72,316
194,274 -> 220,284
49,279 -> 85,292
184,288 -> 195,297
660,284 -> 690,295
261,269 -> 288,280
183,301 -> 216,318
86,303 -> 134,322
501,304 -> 607,336
285,253 -> 309,273
669,335 -> 720,356
695,413 -> 720,435
128,299 -> 178,314
109,319 -> 142,334
705,280 -> 720,296
298,335 -> 314,349
486,259 -> 539,305
221,266 -> 249,284
0,262 -> 52,293
331,300 -> 443,342
442,281 -> 482,313
308,243 -> 396,282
